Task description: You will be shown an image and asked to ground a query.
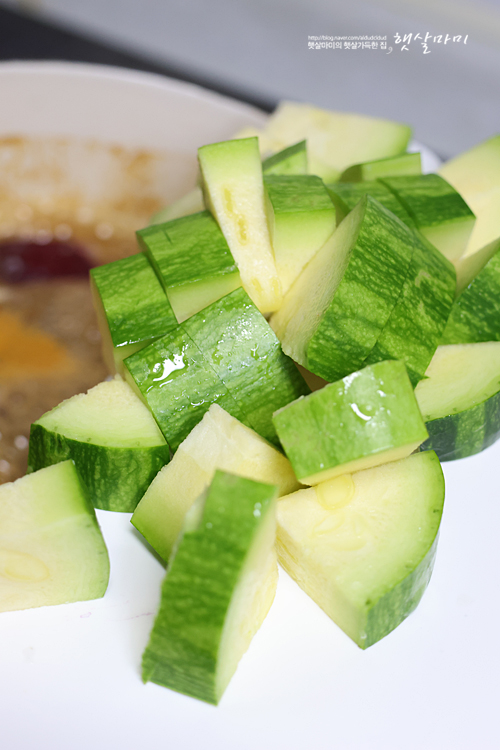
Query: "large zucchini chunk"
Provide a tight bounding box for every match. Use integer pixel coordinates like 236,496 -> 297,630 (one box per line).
326,180 -> 415,227
125,289 -> 309,451
416,343 -> 500,461
262,140 -> 307,176
124,324 -> 250,452
90,253 -> 177,375
142,470 -> 278,705
276,451 -> 444,648
181,287 -> 310,446
264,174 -> 336,295
340,152 -> 421,182
137,211 -> 241,324
198,137 -> 283,314
439,133 -> 500,254
0,461 -> 109,612
363,232 -> 456,386
28,376 -> 170,512
441,242 -> 500,344
379,174 -> 476,263
132,404 -> 299,562
273,360 -> 428,485
270,195 -> 414,382
263,102 -> 411,182
455,237 -> 500,297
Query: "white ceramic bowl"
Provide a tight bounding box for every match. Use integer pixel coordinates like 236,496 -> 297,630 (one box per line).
0,60 -> 266,149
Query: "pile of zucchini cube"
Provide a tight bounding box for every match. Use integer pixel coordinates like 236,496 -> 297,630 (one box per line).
3,102 -> 500,706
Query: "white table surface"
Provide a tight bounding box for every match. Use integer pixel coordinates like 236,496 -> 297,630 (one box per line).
1,441 -> 499,750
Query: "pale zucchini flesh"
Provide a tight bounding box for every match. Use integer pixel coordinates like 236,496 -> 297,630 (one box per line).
32,376 -> 166,448
199,137 -> 283,314
0,461 -> 109,613
276,451 -> 444,648
263,102 -> 411,179
439,134 -> 500,255
132,404 -> 299,562
340,152 -> 421,182
416,343 -> 500,461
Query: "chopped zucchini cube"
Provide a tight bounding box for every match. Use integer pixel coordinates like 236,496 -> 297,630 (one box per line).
264,174 -> 336,294
363,232 -> 456,386
138,211 -> 241,323
379,174 -> 476,263
441,242 -> 500,344
270,195 -> 415,382
199,137 -> 283,314
340,152 -> 421,182
416,343 -> 500,460
262,140 -> 308,175
0,461 -> 109,612
455,237 -> 500,297
142,470 -> 278,705
124,325 -> 250,452
273,360 -> 428,485
276,451 -> 444,648
132,404 -> 299,562
28,376 -> 170,512
439,134 -> 500,254
90,253 -> 177,375
327,180 -> 416,227
182,287 -> 310,446
263,102 -> 412,180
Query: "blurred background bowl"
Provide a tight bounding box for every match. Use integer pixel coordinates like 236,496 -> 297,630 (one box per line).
0,61 -> 265,484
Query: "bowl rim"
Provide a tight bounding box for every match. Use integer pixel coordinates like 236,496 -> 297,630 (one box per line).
0,59 -> 268,122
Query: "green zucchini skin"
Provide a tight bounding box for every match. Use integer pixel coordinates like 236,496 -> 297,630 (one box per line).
142,471 -> 277,705
363,534 -> 439,648
419,390 -> 500,461
340,152 -> 422,182
326,181 -> 416,227
28,424 -> 170,512
276,451 -> 444,649
90,253 -> 177,358
379,174 -> 474,230
262,140 -> 307,175
137,211 -> 240,315
306,196 -> 415,382
441,247 -> 500,345
273,360 -> 427,483
264,175 -> 334,215
139,211 -> 237,287
363,232 -> 456,386
124,327 -> 251,452
182,288 -> 310,446
138,211 -> 242,323
264,174 -> 336,295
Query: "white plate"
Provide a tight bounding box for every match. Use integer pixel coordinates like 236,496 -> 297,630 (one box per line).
1,61 -> 498,750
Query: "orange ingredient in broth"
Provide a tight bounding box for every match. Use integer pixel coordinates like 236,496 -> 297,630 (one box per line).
0,311 -> 76,379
